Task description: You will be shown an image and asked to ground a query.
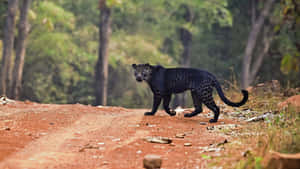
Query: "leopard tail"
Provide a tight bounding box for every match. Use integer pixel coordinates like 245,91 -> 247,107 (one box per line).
213,80 -> 248,107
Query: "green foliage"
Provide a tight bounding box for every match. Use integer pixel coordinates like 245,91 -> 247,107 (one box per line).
23,1 -> 95,103
34,1 -> 75,31
201,154 -> 212,159
281,53 -> 300,74
106,0 -> 123,8
109,33 -> 175,67
265,0 -> 300,86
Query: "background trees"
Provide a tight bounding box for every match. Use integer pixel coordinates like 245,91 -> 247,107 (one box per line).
241,0 -> 276,88
11,0 -> 31,99
0,0 -> 18,96
0,0 -> 299,107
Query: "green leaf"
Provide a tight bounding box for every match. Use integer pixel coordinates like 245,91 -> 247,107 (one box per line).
107,0 -> 123,8
254,157 -> 262,169
201,154 -> 211,159
28,9 -> 37,20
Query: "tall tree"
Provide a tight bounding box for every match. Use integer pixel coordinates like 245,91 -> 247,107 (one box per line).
95,0 -> 112,105
11,0 -> 31,99
0,0 -> 18,96
174,4 -> 193,108
241,0 -> 276,88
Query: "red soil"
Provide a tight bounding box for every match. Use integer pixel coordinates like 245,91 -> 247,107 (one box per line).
0,101 -> 237,169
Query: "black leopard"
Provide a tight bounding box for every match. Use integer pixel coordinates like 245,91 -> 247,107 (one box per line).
132,63 -> 248,123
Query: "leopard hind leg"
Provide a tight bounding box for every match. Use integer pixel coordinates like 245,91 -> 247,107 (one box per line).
197,86 -> 220,123
184,91 -> 203,117
202,95 -> 220,123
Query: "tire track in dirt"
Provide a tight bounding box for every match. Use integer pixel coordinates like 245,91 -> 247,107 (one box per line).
0,109 -> 148,169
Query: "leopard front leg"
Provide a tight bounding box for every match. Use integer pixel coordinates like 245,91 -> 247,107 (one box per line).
145,95 -> 162,116
163,95 -> 176,116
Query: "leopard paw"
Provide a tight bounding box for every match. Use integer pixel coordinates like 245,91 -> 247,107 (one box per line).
184,112 -> 197,117
168,110 -> 176,116
209,119 -> 218,123
144,112 -> 155,116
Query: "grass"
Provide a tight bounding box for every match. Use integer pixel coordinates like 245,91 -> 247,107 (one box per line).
206,88 -> 300,169
233,95 -> 300,169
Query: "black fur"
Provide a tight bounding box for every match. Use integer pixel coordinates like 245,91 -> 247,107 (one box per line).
132,64 -> 248,123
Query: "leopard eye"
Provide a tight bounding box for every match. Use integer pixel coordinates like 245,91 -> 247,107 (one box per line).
142,72 -> 147,76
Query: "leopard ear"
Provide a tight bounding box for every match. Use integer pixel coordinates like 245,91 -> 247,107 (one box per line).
145,63 -> 150,66
132,64 -> 137,69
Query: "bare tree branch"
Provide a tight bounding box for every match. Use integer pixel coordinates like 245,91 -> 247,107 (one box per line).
250,25 -> 274,81
241,0 -> 276,88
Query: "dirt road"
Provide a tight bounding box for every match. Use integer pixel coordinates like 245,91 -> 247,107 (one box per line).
0,101 -> 234,169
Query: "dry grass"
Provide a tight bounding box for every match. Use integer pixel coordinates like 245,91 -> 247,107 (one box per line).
233,95 -> 300,169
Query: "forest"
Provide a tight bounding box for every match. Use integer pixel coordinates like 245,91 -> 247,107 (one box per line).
0,0 -> 299,107
0,1 -> 300,168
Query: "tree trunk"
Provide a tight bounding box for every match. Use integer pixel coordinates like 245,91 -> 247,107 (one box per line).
241,0 -> 276,88
0,0 -> 18,96
11,0 -> 31,99
177,27 -> 192,107
174,4 -> 193,108
95,0 -> 111,105
249,25 -> 274,79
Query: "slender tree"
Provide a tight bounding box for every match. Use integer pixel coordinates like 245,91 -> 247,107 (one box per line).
95,0 -> 112,105
11,0 -> 31,99
241,0 -> 276,88
173,4 -> 193,108
0,0 -> 18,96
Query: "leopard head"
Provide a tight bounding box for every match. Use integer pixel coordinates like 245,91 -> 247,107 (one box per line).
132,63 -> 153,82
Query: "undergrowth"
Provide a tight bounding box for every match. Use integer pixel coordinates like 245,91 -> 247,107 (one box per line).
234,96 -> 300,169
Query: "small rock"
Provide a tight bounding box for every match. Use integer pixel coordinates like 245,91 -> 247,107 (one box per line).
146,123 -> 156,127
4,127 -> 10,131
102,161 -> 109,165
266,151 -> 300,169
199,122 -> 207,125
136,150 -> 142,154
206,124 -> 238,131
143,154 -> 162,169
169,143 -> 176,147
184,143 -> 192,147
0,96 -> 15,105
39,132 -> 47,136
144,136 -> 172,144
175,133 -> 185,138
220,122 -> 225,124
112,138 -> 121,142
246,113 -> 275,122
49,122 -> 54,125
207,126 -> 214,130
278,95 -> 300,111
174,106 -> 185,114
198,146 -> 224,153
